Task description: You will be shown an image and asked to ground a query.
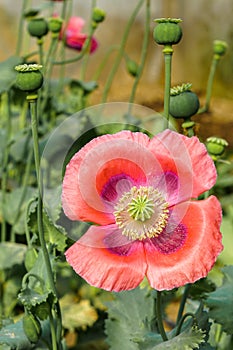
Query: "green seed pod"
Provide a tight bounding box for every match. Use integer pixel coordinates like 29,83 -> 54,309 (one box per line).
24,247 -> 38,272
92,7 -> 106,23
153,18 -> 182,45
48,17 -> 63,34
206,136 -> 228,156
15,64 -> 43,92
169,83 -> 200,119
213,40 -> 228,57
126,58 -> 139,77
27,18 -> 48,38
23,313 -> 42,343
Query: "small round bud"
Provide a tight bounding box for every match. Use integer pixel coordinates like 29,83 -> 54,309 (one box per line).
206,136 -> 228,156
169,83 -> 200,119
92,7 -> 106,23
126,58 -> 139,77
23,313 -> 42,343
48,17 -> 63,34
27,18 -> 48,38
153,18 -> 182,46
213,40 -> 228,57
15,64 -> 43,92
24,247 -> 38,272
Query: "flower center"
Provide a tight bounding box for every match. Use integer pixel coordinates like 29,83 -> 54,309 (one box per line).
114,186 -> 169,240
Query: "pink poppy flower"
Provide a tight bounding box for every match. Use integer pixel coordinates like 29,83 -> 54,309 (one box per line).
63,16 -> 98,53
62,129 -> 223,291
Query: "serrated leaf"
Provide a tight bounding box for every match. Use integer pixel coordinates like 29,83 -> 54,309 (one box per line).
0,243 -> 27,270
60,294 -> 98,331
152,325 -> 205,350
43,211 -> 67,252
105,288 -> 154,350
205,265 -> 233,334
0,319 -> 32,349
0,56 -> 23,93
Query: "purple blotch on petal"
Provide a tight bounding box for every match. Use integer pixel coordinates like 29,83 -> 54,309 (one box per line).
150,221 -> 187,254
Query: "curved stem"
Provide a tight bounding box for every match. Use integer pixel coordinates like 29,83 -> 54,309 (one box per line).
156,291 -> 168,341
163,46 -> 173,129
129,0 -> 150,104
101,0 -> 144,103
198,56 -> 219,114
176,284 -> 191,325
175,312 -> 197,336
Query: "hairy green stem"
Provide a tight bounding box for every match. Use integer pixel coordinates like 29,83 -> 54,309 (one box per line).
156,291 -> 168,341
198,56 -> 219,114
41,35 -> 59,113
101,0 -> 144,103
80,0 -> 97,81
38,38 -> 44,66
163,46 -> 173,129
27,94 -> 62,349
1,92 -> 11,242
129,0 -> 150,104
15,0 -> 29,56
176,284 -> 191,325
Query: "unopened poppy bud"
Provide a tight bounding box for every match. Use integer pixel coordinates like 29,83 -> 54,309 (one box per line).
23,313 -> 42,343
92,7 -> 106,23
126,58 -> 139,77
213,40 -> 228,58
206,136 -> 228,156
153,18 -> 182,46
15,64 -> 43,92
27,18 -> 49,38
48,17 -> 63,34
169,83 -> 200,119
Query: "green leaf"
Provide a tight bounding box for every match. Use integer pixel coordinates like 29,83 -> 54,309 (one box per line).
0,319 -> 32,349
3,187 -> 37,234
0,243 -> 27,270
152,325 -> 205,350
205,265 -> 233,334
43,211 -> 67,252
0,56 -> 23,93
60,294 -> 98,331
105,288 -> 155,350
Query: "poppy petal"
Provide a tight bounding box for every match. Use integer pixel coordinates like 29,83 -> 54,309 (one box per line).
65,224 -> 146,291
148,129 -> 217,201
145,196 -> 223,290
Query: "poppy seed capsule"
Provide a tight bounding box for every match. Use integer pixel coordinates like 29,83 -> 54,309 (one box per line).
27,18 -> 48,38
15,64 -> 43,92
169,83 -> 200,119
153,18 -> 182,45
206,137 -> 228,156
